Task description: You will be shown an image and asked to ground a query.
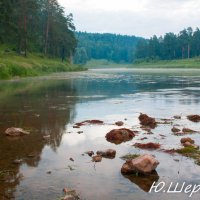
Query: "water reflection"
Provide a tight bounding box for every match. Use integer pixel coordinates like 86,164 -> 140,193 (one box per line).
122,171 -> 159,192
0,79 -> 77,199
0,69 -> 200,199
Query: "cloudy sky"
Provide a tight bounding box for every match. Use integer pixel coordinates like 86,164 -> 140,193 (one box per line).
58,0 -> 200,38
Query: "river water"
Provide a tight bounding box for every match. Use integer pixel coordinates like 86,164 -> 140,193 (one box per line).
0,68 -> 200,200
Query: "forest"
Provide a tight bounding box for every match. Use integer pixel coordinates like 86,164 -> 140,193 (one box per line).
0,0 -> 77,60
135,27 -> 200,62
74,32 -> 140,64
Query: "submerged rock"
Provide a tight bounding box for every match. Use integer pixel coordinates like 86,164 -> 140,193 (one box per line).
106,128 -> 135,144
187,115 -> 200,122
134,142 -> 161,150
182,128 -> 197,133
138,113 -> 157,129
96,149 -> 116,159
171,127 -> 180,133
92,155 -> 102,162
5,127 -> 30,137
115,121 -> 124,126
121,154 -> 159,175
75,120 -> 104,127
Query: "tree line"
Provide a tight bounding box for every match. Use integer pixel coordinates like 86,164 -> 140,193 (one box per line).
135,27 -> 200,62
74,32 -> 140,64
0,0 -> 77,60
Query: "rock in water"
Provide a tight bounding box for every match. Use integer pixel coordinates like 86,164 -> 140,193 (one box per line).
139,113 -> 157,129
5,127 -> 30,137
121,154 -> 159,174
134,142 -> 160,149
187,115 -> 200,122
96,149 -> 116,159
92,155 -> 102,162
106,128 -> 135,144
115,121 -> 124,126
180,137 -> 195,144
171,127 -> 180,133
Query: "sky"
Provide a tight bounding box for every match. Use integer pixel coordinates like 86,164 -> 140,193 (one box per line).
58,0 -> 200,38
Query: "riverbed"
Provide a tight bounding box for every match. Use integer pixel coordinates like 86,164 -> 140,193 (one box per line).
0,68 -> 200,200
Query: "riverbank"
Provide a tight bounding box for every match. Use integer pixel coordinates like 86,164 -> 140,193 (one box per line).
0,47 -> 86,79
84,58 -> 200,69
131,58 -> 200,68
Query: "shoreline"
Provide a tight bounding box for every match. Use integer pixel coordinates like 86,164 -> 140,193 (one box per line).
0,50 -> 86,80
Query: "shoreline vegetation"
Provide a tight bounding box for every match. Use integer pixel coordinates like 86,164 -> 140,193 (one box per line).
84,58 -> 200,69
0,47 -> 86,80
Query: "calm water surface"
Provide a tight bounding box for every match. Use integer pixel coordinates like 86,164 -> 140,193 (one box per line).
0,68 -> 200,200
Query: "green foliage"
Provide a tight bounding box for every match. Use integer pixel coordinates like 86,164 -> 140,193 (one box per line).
76,32 -> 141,64
73,47 -> 88,65
135,27 -> 200,62
0,0 -> 77,59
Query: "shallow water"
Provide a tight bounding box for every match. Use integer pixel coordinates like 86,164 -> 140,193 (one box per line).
0,68 -> 200,200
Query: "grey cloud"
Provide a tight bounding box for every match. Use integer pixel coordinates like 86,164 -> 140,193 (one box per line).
73,9 -> 200,38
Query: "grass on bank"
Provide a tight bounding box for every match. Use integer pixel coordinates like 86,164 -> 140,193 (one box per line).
84,58 -> 200,69
131,58 -> 200,68
0,46 -> 86,79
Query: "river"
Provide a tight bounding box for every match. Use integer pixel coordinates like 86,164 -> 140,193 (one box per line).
0,68 -> 200,200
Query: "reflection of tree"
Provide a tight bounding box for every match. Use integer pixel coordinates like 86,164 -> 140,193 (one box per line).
122,171 -> 159,192
0,79 -> 77,199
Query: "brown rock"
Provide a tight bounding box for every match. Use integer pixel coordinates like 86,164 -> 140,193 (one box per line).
115,121 -> 124,126
96,149 -> 116,159
63,188 -> 79,200
92,155 -> 102,162
134,142 -> 161,149
139,113 -> 157,129
187,115 -> 200,122
106,128 -> 135,144
171,127 -> 180,133
183,142 -> 199,149
75,120 -> 104,126
73,125 -> 80,129
121,154 -> 159,174
5,127 -> 29,137
180,137 -> 195,144
182,128 -> 196,133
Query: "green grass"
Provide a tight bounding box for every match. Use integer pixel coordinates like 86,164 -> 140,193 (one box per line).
120,153 -> 140,160
131,58 -> 200,68
176,146 -> 200,165
0,46 -> 86,79
84,58 -> 200,69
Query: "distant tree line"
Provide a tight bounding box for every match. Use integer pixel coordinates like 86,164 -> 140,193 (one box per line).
135,27 -> 200,62
74,32 -> 140,64
0,0 -> 77,60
